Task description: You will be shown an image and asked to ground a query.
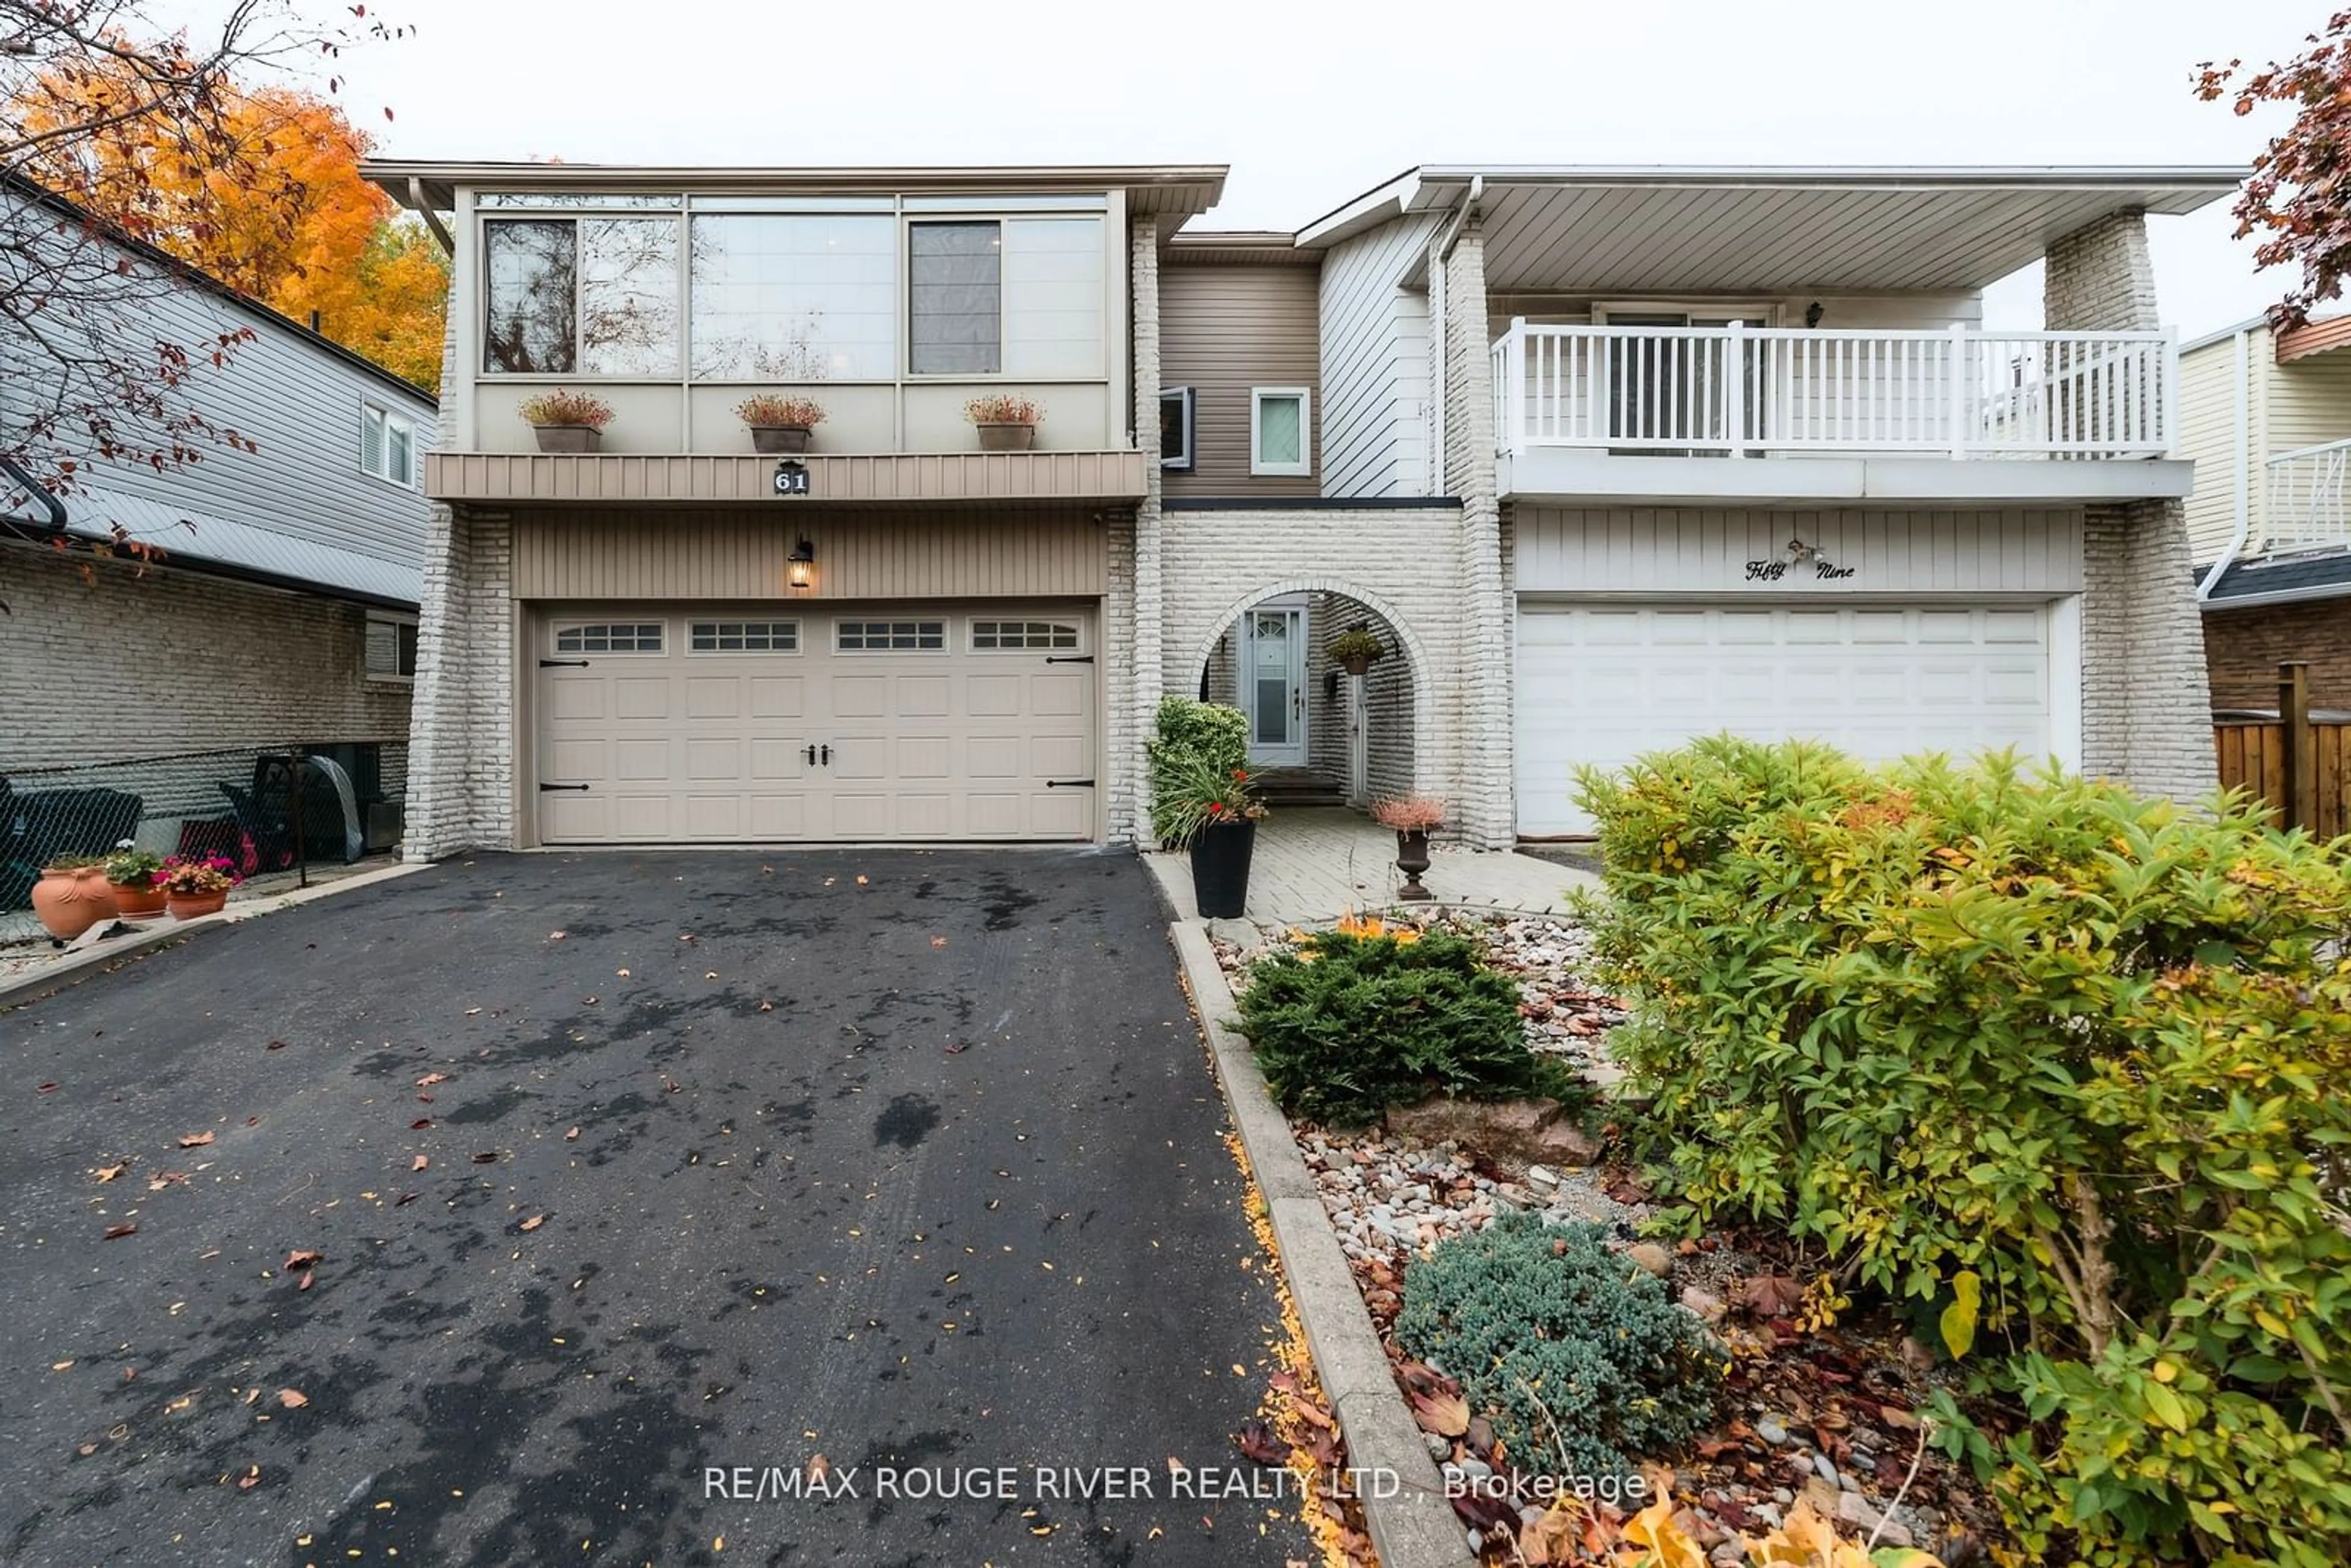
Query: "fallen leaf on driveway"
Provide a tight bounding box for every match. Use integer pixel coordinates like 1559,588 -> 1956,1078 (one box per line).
855,875 -> 868,886
266,1040 -> 287,1051
177,1131 -> 215,1149
547,930 -> 566,940
471,1152 -> 499,1164
1410,1389 -> 1471,1438
519,1215 -> 546,1232
617,968 -> 630,978
564,1127 -> 580,1141
236,1465 -> 260,1490
758,999 -> 773,1011
394,1191 -> 419,1206
277,1389 -> 308,1409
704,971 -> 718,980
297,1273 -> 314,1292
930,936 -> 947,948
94,1163 -> 125,1183
411,1156 -> 429,1171
103,1223 -> 137,1240
38,1082 -> 58,1093
146,1171 -> 188,1191
463,1008 -> 481,1016
1233,1417 -> 1289,1465
284,1250 -> 320,1270
411,1118 -> 433,1130
416,1073 -> 449,1088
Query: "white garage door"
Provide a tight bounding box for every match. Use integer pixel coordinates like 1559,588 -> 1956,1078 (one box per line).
1516,602 -> 2052,836
536,607 -> 1096,844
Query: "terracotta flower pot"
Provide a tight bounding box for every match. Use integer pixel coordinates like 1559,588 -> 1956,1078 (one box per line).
166,889 -> 230,920
531,424 -> 602,454
975,422 -> 1036,452
108,879 -> 168,918
751,426 -> 813,455
32,866 -> 118,940
1340,654 -> 1373,677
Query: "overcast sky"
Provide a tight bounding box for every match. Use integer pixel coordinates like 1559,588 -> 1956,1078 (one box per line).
306,0 -> 2323,337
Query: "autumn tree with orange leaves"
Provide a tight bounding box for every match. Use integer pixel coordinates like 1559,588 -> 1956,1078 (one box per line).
2198,12 -> 2351,327
0,1 -> 418,602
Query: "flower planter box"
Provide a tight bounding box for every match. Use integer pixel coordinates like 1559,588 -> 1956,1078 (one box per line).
750,426 -> 813,456
531,424 -> 602,454
975,422 -> 1036,452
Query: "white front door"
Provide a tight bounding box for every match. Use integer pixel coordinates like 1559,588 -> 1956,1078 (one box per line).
1243,602 -> 1307,766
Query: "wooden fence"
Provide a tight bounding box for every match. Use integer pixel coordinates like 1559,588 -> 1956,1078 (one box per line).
2213,662 -> 2351,838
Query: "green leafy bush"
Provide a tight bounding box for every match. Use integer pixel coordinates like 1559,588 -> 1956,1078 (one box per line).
1235,928 -> 1543,1126
1575,737 -> 2351,1566
1393,1212 -> 1720,1485
1147,696 -> 1248,844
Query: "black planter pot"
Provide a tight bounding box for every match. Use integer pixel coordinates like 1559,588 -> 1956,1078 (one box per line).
1189,819 -> 1256,918
1395,827 -> 1434,901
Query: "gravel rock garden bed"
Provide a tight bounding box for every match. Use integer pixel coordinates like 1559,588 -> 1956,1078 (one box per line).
1218,912 -> 2007,1566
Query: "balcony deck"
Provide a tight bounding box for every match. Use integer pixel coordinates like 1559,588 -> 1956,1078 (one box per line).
1490,321 -> 2192,505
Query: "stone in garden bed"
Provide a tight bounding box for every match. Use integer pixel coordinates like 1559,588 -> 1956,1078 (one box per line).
1382,1093 -> 1600,1168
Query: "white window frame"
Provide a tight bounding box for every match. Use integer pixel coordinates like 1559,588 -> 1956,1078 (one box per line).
364,609 -> 419,683
1160,387 -> 1195,471
361,401 -> 418,488
1250,387 -> 1312,477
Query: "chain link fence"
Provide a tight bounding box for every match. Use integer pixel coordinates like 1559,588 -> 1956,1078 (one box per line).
1,742 -> 407,915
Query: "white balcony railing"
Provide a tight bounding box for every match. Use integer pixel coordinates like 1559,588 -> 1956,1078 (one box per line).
2264,438 -> 2351,554
1490,320 -> 2176,460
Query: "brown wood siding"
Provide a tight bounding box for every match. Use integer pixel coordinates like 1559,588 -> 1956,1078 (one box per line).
1161,263 -> 1321,497
429,449 -> 1147,505
511,511 -> 1108,600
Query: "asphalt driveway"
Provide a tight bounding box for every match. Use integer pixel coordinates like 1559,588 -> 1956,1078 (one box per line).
0,850 -> 1312,1567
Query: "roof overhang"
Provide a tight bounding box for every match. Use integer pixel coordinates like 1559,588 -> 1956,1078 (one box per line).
1298,166 -> 2242,294
2276,315 -> 2351,364
364,160 -> 1228,220
1165,230 -> 1318,266
2200,549 -> 2351,609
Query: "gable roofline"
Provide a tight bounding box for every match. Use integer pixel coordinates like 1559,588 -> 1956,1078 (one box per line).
0,171 -> 438,413
363,160 -> 1229,219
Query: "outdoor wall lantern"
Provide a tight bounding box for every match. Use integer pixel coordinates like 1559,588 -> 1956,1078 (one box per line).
788,538 -> 816,590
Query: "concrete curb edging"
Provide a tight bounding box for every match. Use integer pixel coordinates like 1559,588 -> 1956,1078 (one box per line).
0,861 -> 428,1010
1168,921 -> 1475,1568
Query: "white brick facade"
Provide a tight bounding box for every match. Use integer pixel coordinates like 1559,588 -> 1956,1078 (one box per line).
1113,216 -> 1163,848
2047,212 -> 2218,801
1154,507 -> 1470,833
1434,223 -> 1516,847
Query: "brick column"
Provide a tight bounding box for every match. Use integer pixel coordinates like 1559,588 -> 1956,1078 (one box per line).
2045,212 -> 2217,801
1437,222 -> 1515,848
1108,216 -> 1163,847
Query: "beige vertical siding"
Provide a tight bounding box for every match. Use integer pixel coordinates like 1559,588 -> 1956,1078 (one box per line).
1161,263 -> 1322,497
2268,350 -> 2351,454
511,509 -> 1108,599
2177,334 -> 2244,565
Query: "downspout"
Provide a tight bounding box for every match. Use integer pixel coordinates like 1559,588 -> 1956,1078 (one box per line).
2196,326 -> 2253,600
1427,176 -> 1483,491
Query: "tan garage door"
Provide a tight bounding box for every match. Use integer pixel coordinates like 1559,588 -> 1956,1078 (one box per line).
536,606 -> 1097,843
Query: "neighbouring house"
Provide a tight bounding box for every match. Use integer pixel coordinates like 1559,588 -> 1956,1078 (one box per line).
2177,312 -> 2351,711
364,159 -> 2232,855
0,175 -> 435,912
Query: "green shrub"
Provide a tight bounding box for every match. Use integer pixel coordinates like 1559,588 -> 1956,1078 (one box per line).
1147,696 -> 1248,844
1393,1212 -> 1720,1485
1574,737 -> 2351,1566
1235,928 -> 1541,1126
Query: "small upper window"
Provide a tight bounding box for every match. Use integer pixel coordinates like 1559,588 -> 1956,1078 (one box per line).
1160,388 -> 1194,471
690,620 -> 798,652
364,612 -> 418,680
1251,388 -> 1311,477
554,622 -> 664,653
362,403 -> 417,486
836,620 -> 945,651
972,620 -> 1081,651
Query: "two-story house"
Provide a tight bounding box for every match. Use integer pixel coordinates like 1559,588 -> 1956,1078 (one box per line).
367,159 -> 2231,858
1,174 -> 435,912
2178,312 -> 2351,710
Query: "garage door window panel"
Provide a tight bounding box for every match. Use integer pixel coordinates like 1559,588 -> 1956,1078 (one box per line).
554,622 -> 665,653
837,620 -> 947,651
689,620 -> 800,653
971,620 -> 1081,651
